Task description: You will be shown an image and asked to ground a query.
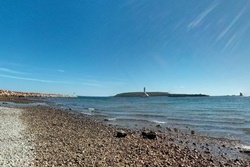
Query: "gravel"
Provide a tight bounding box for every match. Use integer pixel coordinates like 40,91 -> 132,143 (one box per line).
21,106 -> 250,166
1,102 -> 249,166
0,107 -> 34,167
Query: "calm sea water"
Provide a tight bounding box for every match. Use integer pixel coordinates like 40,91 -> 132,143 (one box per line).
46,96 -> 250,145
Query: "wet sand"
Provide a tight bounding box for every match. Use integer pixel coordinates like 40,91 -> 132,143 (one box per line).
20,106 -> 249,166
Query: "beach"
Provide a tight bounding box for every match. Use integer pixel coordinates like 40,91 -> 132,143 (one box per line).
0,106 -> 34,166
0,96 -> 249,166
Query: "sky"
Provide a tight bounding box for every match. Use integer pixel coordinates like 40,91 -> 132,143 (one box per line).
0,0 -> 250,96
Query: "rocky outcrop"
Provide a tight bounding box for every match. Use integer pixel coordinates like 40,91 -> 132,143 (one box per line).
0,89 -> 74,98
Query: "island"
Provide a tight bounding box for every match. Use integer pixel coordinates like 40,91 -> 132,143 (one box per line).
114,92 -> 208,97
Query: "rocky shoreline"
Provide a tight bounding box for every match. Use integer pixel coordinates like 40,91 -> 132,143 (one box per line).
19,106 -> 249,166
0,89 -> 74,98
0,95 -> 249,166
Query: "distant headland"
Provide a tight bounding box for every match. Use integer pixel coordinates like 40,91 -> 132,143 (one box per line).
114,92 -> 209,97
0,89 -> 73,98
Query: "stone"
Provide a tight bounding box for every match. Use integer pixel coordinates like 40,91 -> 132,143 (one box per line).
240,149 -> 250,154
116,130 -> 127,138
166,127 -> 172,131
191,130 -> 195,135
156,124 -> 161,128
204,150 -> 210,154
141,130 -> 157,139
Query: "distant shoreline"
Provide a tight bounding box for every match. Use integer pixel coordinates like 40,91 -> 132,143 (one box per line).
114,92 -> 209,97
0,89 -> 74,98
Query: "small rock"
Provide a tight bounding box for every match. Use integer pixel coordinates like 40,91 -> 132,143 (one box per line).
204,150 -> 210,154
191,130 -> 195,135
169,138 -> 174,142
156,124 -> 161,128
166,127 -> 172,131
141,130 -> 157,139
116,130 -> 127,138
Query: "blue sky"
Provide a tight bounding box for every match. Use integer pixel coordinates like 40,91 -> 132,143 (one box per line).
0,0 -> 250,96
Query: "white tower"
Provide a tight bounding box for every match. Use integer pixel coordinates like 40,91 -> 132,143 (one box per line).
143,87 -> 149,97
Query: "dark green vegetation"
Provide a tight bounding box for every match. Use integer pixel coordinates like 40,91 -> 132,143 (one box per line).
114,92 -> 208,97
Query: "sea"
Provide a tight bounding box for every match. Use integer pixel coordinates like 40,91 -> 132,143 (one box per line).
44,96 -> 250,146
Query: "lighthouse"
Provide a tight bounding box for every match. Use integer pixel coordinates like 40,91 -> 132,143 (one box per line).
143,87 -> 149,97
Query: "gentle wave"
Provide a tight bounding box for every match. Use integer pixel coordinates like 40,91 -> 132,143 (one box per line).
152,120 -> 166,124
237,144 -> 250,150
88,108 -> 96,111
114,118 -> 166,125
242,128 -> 250,135
165,117 -> 247,125
126,113 -> 167,118
106,118 -> 116,121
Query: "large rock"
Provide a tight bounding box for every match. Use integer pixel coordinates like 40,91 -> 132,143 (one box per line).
116,130 -> 127,138
141,130 -> 157,139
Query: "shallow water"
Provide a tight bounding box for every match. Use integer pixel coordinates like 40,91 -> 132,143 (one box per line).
45,96 -> 250,146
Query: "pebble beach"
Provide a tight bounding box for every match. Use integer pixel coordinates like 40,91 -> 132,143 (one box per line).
0,107 -> 34,166
0,96 -> 250,166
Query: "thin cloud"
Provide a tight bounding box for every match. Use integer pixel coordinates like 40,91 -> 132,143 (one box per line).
0,74 -> 105,87
80,82 -> 103,87
78,78 -> 126,87
217,7 -> 246,40
188,2 -> 218,29
57,70 -> 65,73
222,34 -> 237,51
0,68 -> 26,74
220,22 -> 250,53
0,74 -> 70,84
